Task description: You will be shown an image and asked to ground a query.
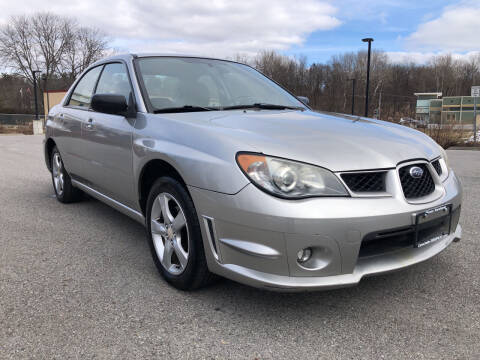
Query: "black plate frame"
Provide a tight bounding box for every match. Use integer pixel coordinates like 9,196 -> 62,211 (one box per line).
414,204 -> 452,248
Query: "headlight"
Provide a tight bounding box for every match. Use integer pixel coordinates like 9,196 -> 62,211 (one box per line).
439,147 -> 449,168
438,147 -> 449,181
236,153 -> 348,198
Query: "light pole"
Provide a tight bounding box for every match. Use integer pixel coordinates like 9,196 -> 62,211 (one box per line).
42,73 -> 50,117
362,38 -> 374,117
348,78 -> 356,115
32,70 -> 42,120
474,96 -> 477,143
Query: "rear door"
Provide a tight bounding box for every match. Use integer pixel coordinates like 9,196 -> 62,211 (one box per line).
81,62 -> 137,208
56,65 -> 103,179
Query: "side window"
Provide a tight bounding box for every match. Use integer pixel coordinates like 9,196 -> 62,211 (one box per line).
67,66 -> 103,108
95,63 -> 132,101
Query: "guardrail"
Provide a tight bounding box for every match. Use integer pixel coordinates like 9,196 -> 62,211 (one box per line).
0,113 -> 45,125
0,114 -> 45,134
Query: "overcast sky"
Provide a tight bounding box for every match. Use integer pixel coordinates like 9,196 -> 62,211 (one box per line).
0,0 -> 478,64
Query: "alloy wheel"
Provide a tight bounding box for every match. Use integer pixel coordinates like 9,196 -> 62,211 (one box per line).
150,192 -> 189,275
52,152 -> 65,196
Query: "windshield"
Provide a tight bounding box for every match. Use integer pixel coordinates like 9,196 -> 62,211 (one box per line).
136,57 -> 306,112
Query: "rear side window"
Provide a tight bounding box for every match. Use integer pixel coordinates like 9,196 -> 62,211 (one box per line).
67,66 -> 103,108
95,63 -> 132,101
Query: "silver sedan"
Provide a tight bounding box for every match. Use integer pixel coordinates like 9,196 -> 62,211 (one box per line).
44,54 -> 462,291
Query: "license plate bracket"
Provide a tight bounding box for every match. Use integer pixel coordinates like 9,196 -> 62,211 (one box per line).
414,204 -> 452,248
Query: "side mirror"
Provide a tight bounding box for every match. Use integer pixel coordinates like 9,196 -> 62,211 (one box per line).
91,94 -> 128,115
297,96 -> 309,105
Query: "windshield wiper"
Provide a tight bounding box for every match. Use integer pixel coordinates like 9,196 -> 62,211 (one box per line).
153,103 -> 305,113
153,105 -> 219,114
221,103 -> 305,111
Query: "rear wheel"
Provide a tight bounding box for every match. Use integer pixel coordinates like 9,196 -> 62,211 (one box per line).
146,177 -> 214,290
51,147 -> 82,203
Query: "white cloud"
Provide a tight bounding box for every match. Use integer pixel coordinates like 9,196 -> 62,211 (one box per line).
386,51 -> 480,64
383,1 -> 480,65
0,0 -> 341,57
405,0 -> 480,52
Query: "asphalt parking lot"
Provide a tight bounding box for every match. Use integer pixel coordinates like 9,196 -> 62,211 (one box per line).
1,134 -> 479,359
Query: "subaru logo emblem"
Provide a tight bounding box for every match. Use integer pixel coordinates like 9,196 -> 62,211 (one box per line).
409,166 -> 424,178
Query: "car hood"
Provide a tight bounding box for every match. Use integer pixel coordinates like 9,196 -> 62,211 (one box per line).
202,109 -> 441,172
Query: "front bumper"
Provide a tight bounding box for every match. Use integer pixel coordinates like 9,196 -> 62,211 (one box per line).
189,170 -> 462,291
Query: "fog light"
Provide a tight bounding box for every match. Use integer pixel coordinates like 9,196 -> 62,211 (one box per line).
297,247 -> 312,263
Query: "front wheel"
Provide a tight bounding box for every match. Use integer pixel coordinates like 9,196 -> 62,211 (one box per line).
146,177 -> 214,290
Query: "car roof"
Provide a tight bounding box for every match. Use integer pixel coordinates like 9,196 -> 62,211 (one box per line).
91,53 -> 239,67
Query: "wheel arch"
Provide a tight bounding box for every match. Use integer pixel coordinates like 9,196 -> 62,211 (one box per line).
44,138 -> 57,172
138,159 -> 189,216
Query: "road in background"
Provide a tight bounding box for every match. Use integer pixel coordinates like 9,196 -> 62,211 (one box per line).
1,135 -> 479,359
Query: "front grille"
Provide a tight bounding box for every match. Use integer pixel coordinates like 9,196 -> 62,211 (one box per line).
341,172 -> 386,192
432,160 -> 442,176
399,164 -> 435,199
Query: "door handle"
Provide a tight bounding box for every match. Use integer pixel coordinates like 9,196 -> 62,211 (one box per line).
86,118 -> 94,130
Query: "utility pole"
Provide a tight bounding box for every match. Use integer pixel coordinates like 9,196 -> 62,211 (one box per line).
474,96 -> 477,143
42,74 -> 50,118
378,91 -> 382,120
32,70 -> 42,120
472,86 -> 479,144
362,38 -> 374,117
348,78 -> 356,115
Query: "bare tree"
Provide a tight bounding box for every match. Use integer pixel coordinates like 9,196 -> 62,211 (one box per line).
0,12 -> 109,113
248,49 -> 479,122
32,14 -> 71,82
0,12 -> 108,84
61,26 -> 108,81
0,15 -> 40,83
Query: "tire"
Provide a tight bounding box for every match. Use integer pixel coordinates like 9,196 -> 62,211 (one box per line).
146,177 -> 215,290
51,146 -> 82,203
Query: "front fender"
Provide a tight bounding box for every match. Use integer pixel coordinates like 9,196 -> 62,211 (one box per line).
132,113 -> 252,196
